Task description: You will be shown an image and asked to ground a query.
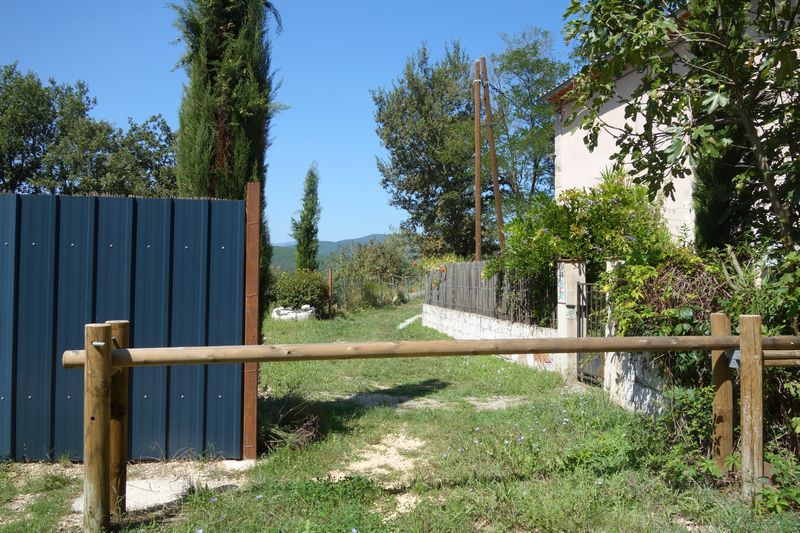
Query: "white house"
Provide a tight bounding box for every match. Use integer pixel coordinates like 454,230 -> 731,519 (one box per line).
547,69 -> 696,242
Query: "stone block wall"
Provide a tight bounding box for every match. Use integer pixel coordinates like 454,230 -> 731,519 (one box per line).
421,302 -> 666,415
421,304 -> 566,374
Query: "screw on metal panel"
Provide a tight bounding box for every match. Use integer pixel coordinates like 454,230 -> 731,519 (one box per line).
109,243 -> 114,248
146,243 -> 151,248
220,245 -> 225,250
143,394 -> 148,399
218,395 -> 222,399
31,242 -> 37,246
67,395 -> 71,400
180,394 -> 185,399
0,396 -> 5,400
27,395 -> 32,399
184,244 -> 189,249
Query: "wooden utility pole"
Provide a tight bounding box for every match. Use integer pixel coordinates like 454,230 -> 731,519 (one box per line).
473,60 -> 482,261
480,57 -> 505,251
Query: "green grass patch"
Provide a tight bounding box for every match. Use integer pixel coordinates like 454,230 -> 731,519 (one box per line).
11,302 -> 796,531
0,463 -> 80,533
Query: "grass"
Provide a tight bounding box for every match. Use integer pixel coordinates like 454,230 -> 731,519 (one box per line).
0,462 -> 80,532
4,301 -> 800,531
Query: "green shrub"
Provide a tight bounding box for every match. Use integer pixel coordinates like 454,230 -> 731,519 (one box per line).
487,169 -> 674,280
758,451 -> 800,513
274,270 -> 328,316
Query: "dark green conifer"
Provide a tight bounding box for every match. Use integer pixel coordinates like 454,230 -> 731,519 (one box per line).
292,165 -> 321,271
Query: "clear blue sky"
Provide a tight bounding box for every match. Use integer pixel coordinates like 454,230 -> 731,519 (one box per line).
0,0 -> 573,242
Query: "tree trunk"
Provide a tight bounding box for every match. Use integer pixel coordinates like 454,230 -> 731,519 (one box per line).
737,109 -> 796,249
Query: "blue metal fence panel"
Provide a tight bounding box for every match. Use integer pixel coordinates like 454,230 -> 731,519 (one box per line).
205,201 -> 244,457
53,197 -> 96,459
95,198 -> 133,323
0,195 -> 17,459
0,194 -> 244,461
15,196 -> 57,459
168,200 -> 209,458
130,199 -> 172,459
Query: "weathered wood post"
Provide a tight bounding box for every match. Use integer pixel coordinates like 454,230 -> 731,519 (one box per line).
711,312 -> 733,470
739,314 -> 764,503
243,181 -> 261,460
472,59 -> 482,261
328,268 -> 334,316
84,323 -> 112,532
107,320 -> 130,521
479,56 -> 504,251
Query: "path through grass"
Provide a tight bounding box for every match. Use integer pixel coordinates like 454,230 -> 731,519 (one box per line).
5,302 -> 799,531
159,302 -> 799,532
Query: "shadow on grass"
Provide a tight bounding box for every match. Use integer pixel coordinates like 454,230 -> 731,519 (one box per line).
257,379 -> 450,454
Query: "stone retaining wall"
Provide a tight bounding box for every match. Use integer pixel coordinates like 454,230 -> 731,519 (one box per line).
422,303 -> 665,415
421,304 -> 568,374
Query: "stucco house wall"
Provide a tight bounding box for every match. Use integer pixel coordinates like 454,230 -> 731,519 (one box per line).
553,67 -> 696,241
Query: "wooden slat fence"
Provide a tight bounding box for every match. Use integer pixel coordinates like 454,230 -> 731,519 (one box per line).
425,261 -> 557,328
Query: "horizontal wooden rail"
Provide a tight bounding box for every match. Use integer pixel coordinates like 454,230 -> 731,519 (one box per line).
763,350 -> 800,359
62,335 -> 800,368
765,359 -> 800,367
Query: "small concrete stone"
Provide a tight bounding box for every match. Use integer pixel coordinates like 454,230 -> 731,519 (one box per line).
220,459 -> 256,472
72,478 -> 192,513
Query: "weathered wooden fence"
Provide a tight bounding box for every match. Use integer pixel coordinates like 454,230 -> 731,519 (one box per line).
425,261 -> 557,327
0,188 -> 262,462
63,314 -> 800,531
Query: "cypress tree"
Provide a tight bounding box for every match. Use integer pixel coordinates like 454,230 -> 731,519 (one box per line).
292,165 -> 321,271
173,0 -> 280,308
173,0 -> 280,199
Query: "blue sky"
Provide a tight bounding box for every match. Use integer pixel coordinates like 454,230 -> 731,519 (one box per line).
0,0 -> 573,242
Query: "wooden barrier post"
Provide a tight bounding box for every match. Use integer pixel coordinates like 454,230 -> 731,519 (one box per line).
739,315 -> 764,503
328,268 -> 333,316
84,323 -> 112,532
711,313 -> 733,470
243,181 -> 261,460
107,320 -> 130,521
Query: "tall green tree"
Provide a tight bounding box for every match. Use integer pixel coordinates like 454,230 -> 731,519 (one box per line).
564,0 -> 800,249
173,0 -> 280,199
0,63 -> 176,196
173,0 -> 281,310
292,165 -> 321,271
373,43 -> 487,257
491,29 -> 571,211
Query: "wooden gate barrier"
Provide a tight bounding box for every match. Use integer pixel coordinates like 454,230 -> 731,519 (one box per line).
63,314 -> 800,532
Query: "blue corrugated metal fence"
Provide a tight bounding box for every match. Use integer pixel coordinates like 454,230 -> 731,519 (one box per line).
0,194 -> 244,461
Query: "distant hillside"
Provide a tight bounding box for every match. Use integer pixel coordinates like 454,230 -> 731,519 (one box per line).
271,233 -> 388,271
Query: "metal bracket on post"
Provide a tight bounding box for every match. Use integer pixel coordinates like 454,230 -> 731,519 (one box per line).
728,349 -> 741,369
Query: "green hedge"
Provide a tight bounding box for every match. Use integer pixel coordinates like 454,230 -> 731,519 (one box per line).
274,270 -> 328,316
